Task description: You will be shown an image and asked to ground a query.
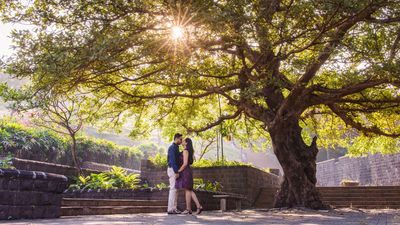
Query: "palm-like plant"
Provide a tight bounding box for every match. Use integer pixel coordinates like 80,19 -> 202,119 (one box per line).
68,166 -> 140,190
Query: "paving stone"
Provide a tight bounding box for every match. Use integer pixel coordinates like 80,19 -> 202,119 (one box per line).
2,209 -> 399,225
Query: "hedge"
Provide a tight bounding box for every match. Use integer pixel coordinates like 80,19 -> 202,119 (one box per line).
0,120 -> 143,169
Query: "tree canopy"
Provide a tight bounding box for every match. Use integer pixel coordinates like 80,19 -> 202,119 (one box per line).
1,0 -> 400,208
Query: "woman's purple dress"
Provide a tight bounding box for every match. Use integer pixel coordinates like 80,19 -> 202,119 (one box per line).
175,151 -> 193,190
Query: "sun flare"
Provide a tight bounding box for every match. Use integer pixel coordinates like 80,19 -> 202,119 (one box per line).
171,26 -> 184,40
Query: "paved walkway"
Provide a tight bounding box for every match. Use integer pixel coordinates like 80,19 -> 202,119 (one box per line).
2,209 -> 400,225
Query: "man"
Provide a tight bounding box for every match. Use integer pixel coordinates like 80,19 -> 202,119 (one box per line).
167,133 -> 183,214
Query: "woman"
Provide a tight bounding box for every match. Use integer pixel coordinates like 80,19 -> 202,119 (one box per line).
175,137 -> 203,214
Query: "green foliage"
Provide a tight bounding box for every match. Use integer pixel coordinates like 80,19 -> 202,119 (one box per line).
149,152 -> 249,168
0,119 -> 143,167
0,118 -> 68,162
68,166 -> 140,190
193,178 -> 223,192
75,136 -> 143,167
0,153 -> 14,169
137,143 -> 166,159
155,182 -> 168,190
192,158 -> 250,168
149,153 -> 168,168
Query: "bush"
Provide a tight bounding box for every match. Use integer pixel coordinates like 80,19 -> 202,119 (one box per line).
0,153 -> 14,169
192,159 -> 250,168
149,153 -> 168,168
155,182 -> 168,190
137,143 -> 166,159
75,136 -> 143,169
0,120 -> 67,162
193,178 -> 223,192
0,119 -> 143,169
68,166 -> 140,190
148,153 -> 249,169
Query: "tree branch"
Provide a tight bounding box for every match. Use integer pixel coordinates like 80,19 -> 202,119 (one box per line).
185,109 -> 243,134
366,16 -> 400,24
309,78 -> 394,104
276,3 -> 381,119
328,103 -> 400,138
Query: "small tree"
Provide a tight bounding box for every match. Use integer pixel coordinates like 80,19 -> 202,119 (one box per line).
196,136 -> 216,161
31,95 -> 87,172
0,85 -> 93,172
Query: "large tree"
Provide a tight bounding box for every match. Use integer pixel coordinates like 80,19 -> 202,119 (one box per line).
1,0 -> 400,209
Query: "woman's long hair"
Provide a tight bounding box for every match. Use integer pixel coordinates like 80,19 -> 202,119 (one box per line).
185,138 -> 194,165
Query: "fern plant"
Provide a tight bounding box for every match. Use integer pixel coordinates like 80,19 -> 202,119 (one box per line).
68,166 -> 140,190
193,178 -> 223,192
0,153 -> 14,169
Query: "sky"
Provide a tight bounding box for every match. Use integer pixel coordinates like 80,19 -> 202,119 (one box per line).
0,22 -> 33,58
0,22 -> 14,57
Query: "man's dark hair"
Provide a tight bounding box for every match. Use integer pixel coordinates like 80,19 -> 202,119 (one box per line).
173,133 -> 183,140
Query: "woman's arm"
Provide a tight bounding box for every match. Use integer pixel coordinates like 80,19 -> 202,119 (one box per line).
178,150 -> 189,173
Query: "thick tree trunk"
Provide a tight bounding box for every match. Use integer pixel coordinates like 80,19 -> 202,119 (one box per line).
269,117 -> 327,209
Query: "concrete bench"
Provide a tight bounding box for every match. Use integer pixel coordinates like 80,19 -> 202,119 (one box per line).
213,194 -> 246,212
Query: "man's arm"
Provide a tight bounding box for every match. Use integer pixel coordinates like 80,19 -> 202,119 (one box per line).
168,146 -> 179,173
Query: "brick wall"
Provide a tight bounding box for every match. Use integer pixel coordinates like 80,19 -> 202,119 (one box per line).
316,153 -> 400,186
140,160 -> 281,206
0,168 -> 68,219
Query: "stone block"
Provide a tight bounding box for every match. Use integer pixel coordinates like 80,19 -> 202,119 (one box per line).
44,206 -> 60,218
34,180 -> 49,192
20,179 -> 35,191
0,205 -> 9,220
32,205 -> 47,219
7,206 -> 21,219
47,181 -> 59,193
0,190 -> 16,205
8,179 -> 20,191
14,191 -> 35,205
19,205 -> 34,218
0,178 -> 9,190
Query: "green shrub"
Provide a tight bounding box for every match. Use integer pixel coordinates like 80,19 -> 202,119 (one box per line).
75,136 -> 143,168
0,120 -> 67,162
149,153 -> 168,168
0,119 -> 143,168
141,183 -> 149,189
155,182 -> 168,190
193,178 -> 223,192
68,166 -> 140,190
138,143 -> 166,159
149,152 -> 250,169
192,159 -> 250,168
0,153 -> 14,169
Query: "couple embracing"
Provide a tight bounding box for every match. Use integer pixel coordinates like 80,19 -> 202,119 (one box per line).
167,133 -> 203,215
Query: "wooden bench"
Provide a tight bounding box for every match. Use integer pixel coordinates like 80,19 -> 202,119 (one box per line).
213,194 -> 246,212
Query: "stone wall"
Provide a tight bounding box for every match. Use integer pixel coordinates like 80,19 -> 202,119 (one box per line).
0,168 -> 68,219
81,161 -> 140,174
11,158 -> 100,178
316,153 -> 400,186
63,188 -> 242,211
140,160 -> 281,206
